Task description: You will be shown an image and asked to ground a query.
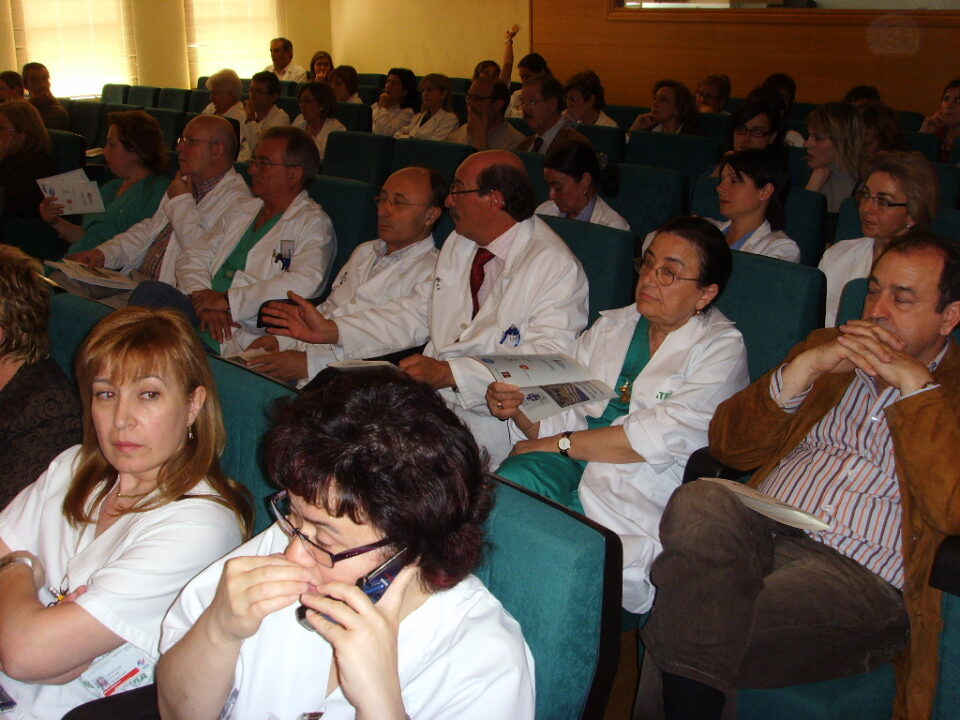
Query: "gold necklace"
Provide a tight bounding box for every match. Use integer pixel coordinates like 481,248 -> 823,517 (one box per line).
115,486 -> 150,499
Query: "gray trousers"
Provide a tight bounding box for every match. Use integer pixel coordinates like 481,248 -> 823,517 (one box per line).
640,480 -> 908,693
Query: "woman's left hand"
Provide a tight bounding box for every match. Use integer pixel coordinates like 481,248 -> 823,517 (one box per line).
510,435 -> 560,456
300,566 -> 419,719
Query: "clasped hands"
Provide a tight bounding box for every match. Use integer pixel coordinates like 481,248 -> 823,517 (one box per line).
191,289 -> 238,343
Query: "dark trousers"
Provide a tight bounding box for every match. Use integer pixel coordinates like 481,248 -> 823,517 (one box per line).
640,480 -> 908,692
62,684 -> 159,720
128,280 -> 199,324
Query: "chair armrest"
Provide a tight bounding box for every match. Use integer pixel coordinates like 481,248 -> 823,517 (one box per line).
681,446 -> 750,485
930,535 -> 960,597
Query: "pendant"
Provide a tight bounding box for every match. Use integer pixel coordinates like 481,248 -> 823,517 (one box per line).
619,381 -> 632,404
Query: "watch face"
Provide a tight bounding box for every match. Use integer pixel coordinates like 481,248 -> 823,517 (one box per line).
558,437 -> 571,451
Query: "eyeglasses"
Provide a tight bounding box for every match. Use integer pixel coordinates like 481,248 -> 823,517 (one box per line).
269,490 -> 391,568
374,194 -> 431,209
466,94 -> 495,103
177,136 -> 218,146
634,257 -> 700,286
733,125 -> 772,138
448,185 -> 485,196
519,98 -> 545,108
856,190 -> 908,209
249,157 -> 295,169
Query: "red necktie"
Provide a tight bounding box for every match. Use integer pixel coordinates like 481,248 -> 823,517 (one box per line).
470,248 -> 495,317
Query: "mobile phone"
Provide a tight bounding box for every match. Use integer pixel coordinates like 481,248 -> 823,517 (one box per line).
256,298 -> 297,329
296,548 -> 408,632
0,683 -> 17,713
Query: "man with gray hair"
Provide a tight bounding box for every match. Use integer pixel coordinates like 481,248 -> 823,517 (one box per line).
262,149 -> 588,465
65,115 -> 252,305
265,37 -> 306,83
129,126 -> 335,357
202,69 -> 245,125
517,74 -> 590,154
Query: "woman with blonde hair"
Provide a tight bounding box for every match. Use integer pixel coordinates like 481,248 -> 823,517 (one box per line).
0,306 -> 252,719
818,150 -> 939,325
0,100 -> 53,221
395,74 -> 460,140
41,110 -> 169,252
803,102 -> 865,213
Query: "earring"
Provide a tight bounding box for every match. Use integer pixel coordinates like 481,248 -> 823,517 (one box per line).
188,425 -> 194,441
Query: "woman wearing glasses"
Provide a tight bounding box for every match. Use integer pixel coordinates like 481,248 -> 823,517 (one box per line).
0,307 -> 251,719
487,216 -> 748,614
292,82 -> 345,164
157,371 -> 535,720
818,151 -> 938,326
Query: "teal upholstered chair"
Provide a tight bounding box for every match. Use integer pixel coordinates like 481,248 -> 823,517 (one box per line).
48,129 -> 86,174
196,76 -> 209,90
357,73 -> 386,89
100,83 -> 129,104
786,145 -> 812,187
789,101 -> 818,125
68,100 -> 106,149
935,162 -> 959,210
144,107 -> 188,150
538,214 -> 635,325
604,163 -> 685,238
625,132 -> 721,183
48,293 -> 112,382
605,104 -> 648,132
187,89 -> 211,114
950,137 -> 960,166
906,130 -> 939,162
157,87 -> 190,111
513,150 -> 549,205
715,251 -> 826,381
322,131 -> 395,186
507,116 -> 535,137
575,124 -> 626,163
1,219 -> 67,261
336,102 -> 372,133
305,175 -> 379,297
127,85 -> 161,108
897,110 -> 925,133
697,112 -> 731,144
479,477 -> 622,719
389,138 -> 474,184
275,96 -> 299,123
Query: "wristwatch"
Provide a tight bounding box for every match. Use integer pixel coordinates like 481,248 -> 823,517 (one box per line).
0,553 -> 37,574
558,431 -> 573,456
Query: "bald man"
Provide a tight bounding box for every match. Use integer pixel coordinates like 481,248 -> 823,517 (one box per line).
263,150 -> 589,464
65,115 -> 252,302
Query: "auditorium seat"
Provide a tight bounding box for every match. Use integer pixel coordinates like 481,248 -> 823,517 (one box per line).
604,163 -> 685,238
789,100 -> 818,124
512,150 -> 549,205
449,77 -> 471,94
897,109 -> 925,133
538,214 -> 635,324
279,80 -> 298,97
506,117 -> 534,137
357,73 -> 386,89
605,104 -> 648,132
100,83 -> 129,104
157,88 -> 190,112
906,130 -> 939,162
187,89 -> 211,114
786,145 -> 812,188
389,138 -> 474,185
48,130 -> 86,174
322,131 -> 394,186
336,102 -> 372,132
358,85 -> 379,106
127,85 -> 161,108
196,76 -> 209,90
626,132 -> 721,184
275,96 -> 299,122
835,198 -> 960,243
68,100 -> 106,149
935,162 -> 960,210
144,107 -> 188,150
697,112 -> 731,144
575,124 -> 626,164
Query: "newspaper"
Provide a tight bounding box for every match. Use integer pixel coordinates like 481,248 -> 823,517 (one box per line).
472,353 -> 615,423
37,169 -> 105,215
700,478 -> 831,531
44,259 -> 137,290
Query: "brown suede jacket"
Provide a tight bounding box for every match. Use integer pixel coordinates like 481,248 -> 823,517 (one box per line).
517,124 -> 591,155
709,328 -> 960,720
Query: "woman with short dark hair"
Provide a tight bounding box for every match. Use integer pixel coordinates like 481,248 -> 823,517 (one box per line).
629,79 -> 699,135
372,68 -> 418,136
563,70 -> 617,127
489,216 -> 749,614
535,140 -> 629,230
329,65 -> 360,104
308,51 -> 334,82
157,370 -> 535,720
920,78 -> 960,163
41,110 -> 169,252
292,82 -> 345,163
0,100 -> 53,222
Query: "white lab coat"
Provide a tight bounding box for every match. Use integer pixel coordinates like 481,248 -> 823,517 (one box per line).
395,109 -> 460,141
536,196 -> 631,232
532,305 -> 749,613
176,190 -> 336,355
238,105 -> 291,162
201,102 -> 246,126
285,237 -> 439,383
292,115 -> 346,163
97,169 -> 252,285
334,216 -> 589,465
818,235 -> 874,327
641,218 -> 800,263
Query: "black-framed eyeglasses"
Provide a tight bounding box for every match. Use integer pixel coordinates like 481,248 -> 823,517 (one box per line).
733,125 -> 772,138
177,136 -> 219,146
856,190 -> 908,209
249,157 -> 296,169
448,185 -> 485,196
634,257 -> 700,287
269,490 -> 391,568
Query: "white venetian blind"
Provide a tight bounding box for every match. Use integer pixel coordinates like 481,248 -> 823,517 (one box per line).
10,0 -> 136,97
184,0 -> 278,86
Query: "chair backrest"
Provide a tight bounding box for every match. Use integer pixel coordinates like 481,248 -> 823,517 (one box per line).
158,87 -> 190,111
625,132 -> 721,183
68,100 -> 106,149
322,131 -> 395,186
336,102 -> 372,132
101,103 -> 145,146
451,93 -> 467,124
697,112 -> 731,144
196,76 -> 209,90
358,85 -> 379,107
507,116 -> 534,137
690,175 -> 722,220
48,130 -> 86,174
305,175 -> 379,296
279,80 -> 298,97
786,145 -> 812,187
127,85 -> 161,108
101,83 -> 129,104
897,110 -> 925,133
144,107 -> 188,150
188,89 -> 212,114
538,214 -> 635,325
0,218 -> 66,261
784,187 -> 828,267
951,137 -> 960,166
275,97 -> 299,123
357,73 -> 386,89
207,355 -> 299,533
513,150 -> 550,205
477,477 -> 622,720
935,162 -> 960,210
575,124 -> 626,164
605,163 -> 685,238
789,100 -> 818,124
906,130 -> 939,162
715,251 -> 826,380
48,293 -> 113,382
389,138 -> 474,184
932,208 -> 960,242
449,77 -> 471,94
605,104 -> 647,132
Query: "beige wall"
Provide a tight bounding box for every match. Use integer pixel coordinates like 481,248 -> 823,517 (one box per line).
329,0 -> 531,79
131,0 -> 190,88
279,0 -> 333,72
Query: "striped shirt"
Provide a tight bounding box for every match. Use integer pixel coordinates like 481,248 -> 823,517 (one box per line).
757,347 -> 946,589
